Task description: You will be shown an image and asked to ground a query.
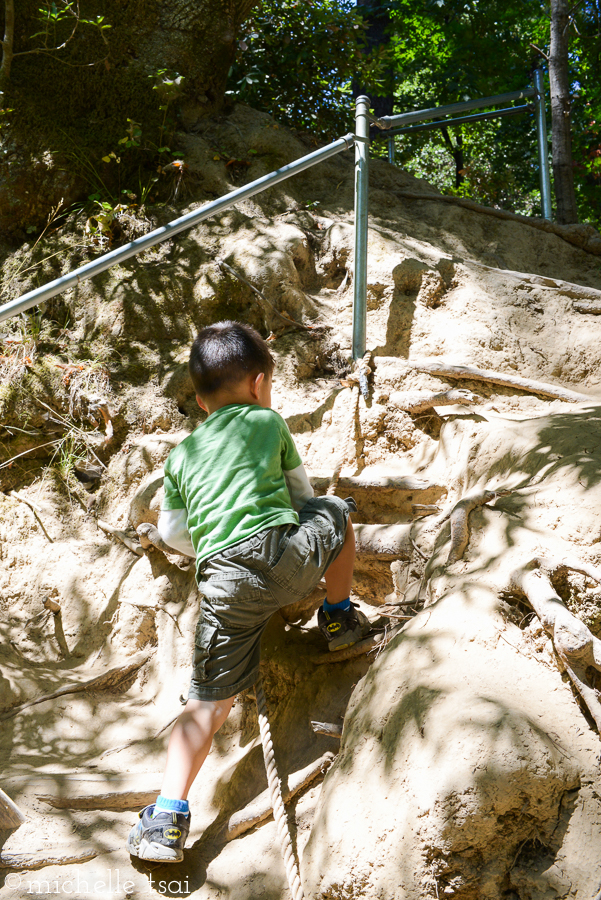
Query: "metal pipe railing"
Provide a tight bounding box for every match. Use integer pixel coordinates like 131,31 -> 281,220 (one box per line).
0,133 -> 355,325
373,86 -> 536,131
352,96 -> 370,361
379,104 -> 531,139
533,69 -> 553,221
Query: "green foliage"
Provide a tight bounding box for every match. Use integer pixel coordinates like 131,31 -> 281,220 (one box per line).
227,0 -> 392,139
386,0 -> 601,226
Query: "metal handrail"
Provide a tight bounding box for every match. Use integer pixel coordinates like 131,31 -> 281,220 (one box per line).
0,133 -> 355,325
373,87 -> 537,130
376,104 -> 532,138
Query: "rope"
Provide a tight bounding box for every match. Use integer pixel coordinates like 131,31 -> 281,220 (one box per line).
255,677 -> 305,900
326,353 -> 370,497
327,384 -> 359,496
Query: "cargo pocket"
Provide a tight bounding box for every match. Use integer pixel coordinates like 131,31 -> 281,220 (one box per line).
192,613 -> 218,682
269,528 -> 311,590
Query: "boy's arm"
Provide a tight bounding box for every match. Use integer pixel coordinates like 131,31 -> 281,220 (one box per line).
160,462 -> 195,556
157,508 -> 195,557
283,462 -> 314,511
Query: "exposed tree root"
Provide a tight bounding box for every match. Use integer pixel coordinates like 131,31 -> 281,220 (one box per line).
311,474 -> 440,494
374,357 -> 593,403
390,388 -> 480,414
446,489 -> 511,565
0,788 -> 26,829
314,625 -> 402,665
310,721 -> 342,739
37,787 -> 161,811
0,655 -> 149,721
0,849 -> 98,869
353,524 -> 412,559
136,522 -> 184,555
224,751 -> 335,842
96,519 -> 143,556
511,558 -> 601,731
391,190 -> 601,257
573,301 -> 601,315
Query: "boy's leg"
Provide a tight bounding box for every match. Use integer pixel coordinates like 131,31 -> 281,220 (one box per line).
324,519 -> 355,603
319,516 -> 370,650
160,695 -> 235,800
127,695 -> 234,863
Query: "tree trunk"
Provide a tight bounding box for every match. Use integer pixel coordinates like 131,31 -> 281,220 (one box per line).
549,0 -> 579,224
354,0 -> 394,118
442,127 -> 464,188
0,0 -> 259,237
0,0 -> 15,89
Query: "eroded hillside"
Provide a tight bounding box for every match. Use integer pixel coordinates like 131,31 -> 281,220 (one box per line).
2,104 -> 601,899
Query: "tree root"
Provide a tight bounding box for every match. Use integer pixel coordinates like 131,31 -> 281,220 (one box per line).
224,751 -> 335,842
313,625 -> 402,665
0,849 -> 99,869
511,558 -> 601,731
573,300 -> 601,315
136,522 -> 181,555
353,524 -> 413,559
446,489 -> 510,565
390,190 -> 601,258
96,519 -> 143,555
0,654 -> 149,721
0,788 -> 25,829
312,473 -> 441,497
390,388 -> 480,414
374,357 -> 593,404
310,721 -> 342,739
37,787 -> 161,811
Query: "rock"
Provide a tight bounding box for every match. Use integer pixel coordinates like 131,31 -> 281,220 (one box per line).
302,586 -> 601,899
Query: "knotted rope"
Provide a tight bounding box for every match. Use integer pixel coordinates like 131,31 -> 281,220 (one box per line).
256,677 -> 305,900
327,352 -> 371,497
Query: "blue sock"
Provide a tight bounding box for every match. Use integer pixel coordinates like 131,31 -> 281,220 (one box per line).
153,795 -> 190,817
323,597 -> 351,613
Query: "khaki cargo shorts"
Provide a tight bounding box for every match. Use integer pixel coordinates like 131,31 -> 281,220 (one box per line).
189,495 -> 350,701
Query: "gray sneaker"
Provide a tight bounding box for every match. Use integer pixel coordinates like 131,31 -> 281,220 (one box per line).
127,805 -> 190,863
318,602 -> 371,651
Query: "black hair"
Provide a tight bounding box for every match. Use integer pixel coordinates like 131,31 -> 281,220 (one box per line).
188,321 -> 275,398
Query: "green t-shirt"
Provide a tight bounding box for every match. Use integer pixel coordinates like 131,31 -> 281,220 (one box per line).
162,404 -> 302,570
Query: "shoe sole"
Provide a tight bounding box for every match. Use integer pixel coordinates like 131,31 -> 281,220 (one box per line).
328,626 -> 372,652
127,836 -> 184,863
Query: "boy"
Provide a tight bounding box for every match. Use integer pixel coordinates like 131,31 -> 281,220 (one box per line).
127,321 -> 369,863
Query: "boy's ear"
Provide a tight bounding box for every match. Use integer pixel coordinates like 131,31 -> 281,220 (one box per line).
196,395 -> 208,412
250,372 -> 264,399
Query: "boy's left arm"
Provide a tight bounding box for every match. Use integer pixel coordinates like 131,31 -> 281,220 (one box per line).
159,462 -> 195,557
279,414 -> 314,511
284,462 -> 314,511
157,508 -> 195,557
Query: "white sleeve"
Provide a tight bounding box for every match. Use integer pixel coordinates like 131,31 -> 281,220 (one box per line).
157,508 -> 195,557
284,463 -> 314,511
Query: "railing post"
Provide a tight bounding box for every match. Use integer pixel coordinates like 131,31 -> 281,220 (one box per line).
387,134 -> 396,165
533,68 -> 553,221
353,95 -> 370,362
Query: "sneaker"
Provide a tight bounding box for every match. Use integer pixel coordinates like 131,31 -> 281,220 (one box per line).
127,805 -> 190,863
318,602 -> 371,652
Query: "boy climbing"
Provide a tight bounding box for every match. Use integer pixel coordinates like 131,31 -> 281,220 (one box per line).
127,320 -> 370,863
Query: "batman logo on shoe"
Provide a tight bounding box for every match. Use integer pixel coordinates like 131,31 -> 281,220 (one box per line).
164,828 -> 182,841
327,622 -> 342,633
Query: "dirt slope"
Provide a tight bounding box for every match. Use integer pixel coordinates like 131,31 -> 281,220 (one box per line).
2,104 -> 601,899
